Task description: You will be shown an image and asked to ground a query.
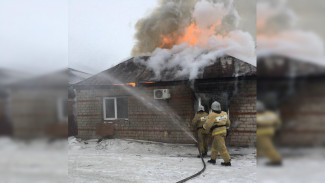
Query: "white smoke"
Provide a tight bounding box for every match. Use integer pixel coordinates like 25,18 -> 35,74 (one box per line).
135,0 -> 256,80
257,0 -> 325,66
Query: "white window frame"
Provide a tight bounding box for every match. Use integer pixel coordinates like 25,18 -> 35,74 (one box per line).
103,97 -> 117,120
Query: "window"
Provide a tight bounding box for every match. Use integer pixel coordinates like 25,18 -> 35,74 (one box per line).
103,97 -> 128,120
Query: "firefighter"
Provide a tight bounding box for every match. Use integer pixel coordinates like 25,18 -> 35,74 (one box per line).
192,105 -> 210,158
203,101 -> 231,166
256,101 -> 282,166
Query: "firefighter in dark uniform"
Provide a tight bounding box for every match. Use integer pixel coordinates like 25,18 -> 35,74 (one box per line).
192,105 -> 210,158
203,101 -> 231,166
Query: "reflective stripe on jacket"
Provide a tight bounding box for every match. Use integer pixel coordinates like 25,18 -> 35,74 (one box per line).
203,111 -> 230,136
192,112 -> 209,128
257,111 -> 281,136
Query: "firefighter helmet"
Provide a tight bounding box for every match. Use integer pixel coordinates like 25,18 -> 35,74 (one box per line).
211,101 -> 221,111
198,105 -> 205,112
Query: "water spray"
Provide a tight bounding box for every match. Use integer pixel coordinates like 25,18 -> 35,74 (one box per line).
95,72 -> 198,143
97,72 -> 210,182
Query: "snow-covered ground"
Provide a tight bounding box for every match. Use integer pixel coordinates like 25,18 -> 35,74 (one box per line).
0,137 -> 67,183
68,137 -> 256,183
257,148 -> 325,183
2,137 -> 323,183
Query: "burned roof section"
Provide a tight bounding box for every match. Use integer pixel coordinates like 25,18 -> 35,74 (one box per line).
257,56 -> 325,78
75,56 -> 256,86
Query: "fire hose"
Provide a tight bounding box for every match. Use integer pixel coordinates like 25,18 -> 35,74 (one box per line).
176,107 -> 230,182
176,143 -> 206,183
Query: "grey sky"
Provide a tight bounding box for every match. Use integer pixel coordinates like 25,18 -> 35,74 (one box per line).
69,0 -> 256,74
0,0 -> 257,75
68,0 -> 158,74
1,0 -> 324,75
0,0 -> 68,75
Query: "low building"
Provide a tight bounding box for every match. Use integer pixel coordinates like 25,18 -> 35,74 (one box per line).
68,68 -> 92,136
74,56 -> 257,146
0,68 -> 30,136
258,56 -> 325,146
8,68 -> 90,139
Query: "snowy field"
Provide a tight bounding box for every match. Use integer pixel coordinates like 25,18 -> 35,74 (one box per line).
68,137 -> 256,183
1,137 -> 324,183
257,148 -> 325,183
0,137 -> 67,183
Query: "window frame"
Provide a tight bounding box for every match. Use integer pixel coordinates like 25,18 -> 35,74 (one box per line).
103,97 -> 117,120
103,97 -> 129,120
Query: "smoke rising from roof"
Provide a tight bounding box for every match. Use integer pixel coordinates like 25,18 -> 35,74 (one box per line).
132,0 -> 256,80
257,0 -> 325,65
132,0 -> 196,55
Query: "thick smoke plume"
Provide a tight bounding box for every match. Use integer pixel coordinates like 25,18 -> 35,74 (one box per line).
132,0 -> 256,80
257,0 -> 325,65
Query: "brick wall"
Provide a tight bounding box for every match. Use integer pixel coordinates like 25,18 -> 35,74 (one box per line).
10,89 -> 67,138
0,90 -> 11,135
76,83 -> 196,143
277,79 -> 325,146
227,80 -> 256,147
76,80 -> 257,146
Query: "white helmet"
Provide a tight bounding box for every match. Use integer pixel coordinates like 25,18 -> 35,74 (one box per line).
211,101 -> 221,111
198,105 -> 205,112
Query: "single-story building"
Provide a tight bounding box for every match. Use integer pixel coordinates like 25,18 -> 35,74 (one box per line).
7,68 -> 90,139
0,68 -> 30,136
257,55 -> 325,146
74,56 -> 257,146
68,68 -> 92,136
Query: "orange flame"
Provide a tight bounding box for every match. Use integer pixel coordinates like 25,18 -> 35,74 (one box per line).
159,34 -> 176,48
159,22 -> 220,49
112,83 -> 136,87
176,23 -> 200,46
126,83 -> 136,87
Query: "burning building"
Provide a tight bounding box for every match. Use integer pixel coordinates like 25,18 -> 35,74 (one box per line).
73,0 -> 257,146
258,56 -> 325,146
256,0 -> 325,147
74,55 -> 256,146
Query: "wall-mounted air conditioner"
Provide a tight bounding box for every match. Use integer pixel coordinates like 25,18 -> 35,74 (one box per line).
154,89 -> 171,99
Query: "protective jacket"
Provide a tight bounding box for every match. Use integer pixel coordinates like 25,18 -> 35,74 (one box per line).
192,112 -> 209,129
203,111 -> 230,136
256,110 -> 282,163
257,111 -> 281,136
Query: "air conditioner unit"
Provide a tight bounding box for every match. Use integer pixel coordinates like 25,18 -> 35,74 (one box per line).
154,89 -> 171,99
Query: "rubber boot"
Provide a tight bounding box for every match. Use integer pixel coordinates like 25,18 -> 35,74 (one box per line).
207,159 -> 216,165
221,162 -> 231,166
197,152 -> 207,158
